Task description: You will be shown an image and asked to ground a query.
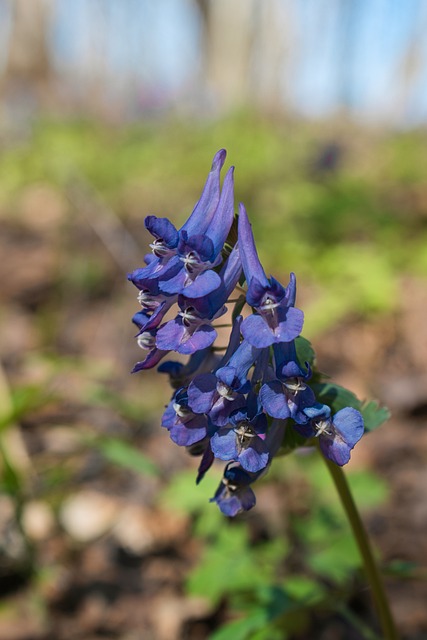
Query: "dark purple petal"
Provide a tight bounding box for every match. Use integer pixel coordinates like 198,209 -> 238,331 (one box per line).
211,429 -> 238,461
158,267 -> 187,295
196,445 -> 215,484
131,348 -> 169,372
145,216 -> 179,247
127,259 -> 163,287
304,404 -> 331,421
239,442 -> 269,473
213,486 -> 256,517
216,365 -> 237,388
206,166 -> 235,256
284,272 -> 297,307
178,232 -> 215,263
181,270 -> 222,298
293,422 -> 315,438
169,415 -> 208,447
259,381 -> 292,419
211,464 -> 257,516
182,149 -> 227,236
227,340 -> 262,383
155,318 -> 187,351
188,373 -> 218,413
237,203 -> 269,288
178,325 -> 217,355
265,420 -> 285,458
319,436 -> 352,466
209,394 -> 246,427
241,314 -> 277,347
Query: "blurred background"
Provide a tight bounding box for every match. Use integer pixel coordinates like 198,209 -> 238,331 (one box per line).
1,1 -> 427,639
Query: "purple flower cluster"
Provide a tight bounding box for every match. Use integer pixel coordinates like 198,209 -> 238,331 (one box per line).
128,151 -> 364,517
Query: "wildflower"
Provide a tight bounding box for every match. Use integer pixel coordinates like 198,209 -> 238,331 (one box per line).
210,395 -> 269,473
162,387 -> 210,447
129,149 -> 372,518
158,165 -> 236,298
187,337 -> 259,426
238,204 -> 304,347
296,404 -> 364,466
155,244 -> 242,355
130,306 -> 169,372
128,149 -> 230,305
260,341 -> 315,423
211,464 -> 257,517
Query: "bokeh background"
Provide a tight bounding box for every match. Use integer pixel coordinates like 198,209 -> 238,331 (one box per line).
1,1 -> 427,639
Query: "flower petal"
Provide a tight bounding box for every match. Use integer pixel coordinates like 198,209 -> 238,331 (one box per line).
333,407 -> 364,449
241,314 -> 276,347
182,270 -> 222,298
211,429 -> 238,461
259,381 -> 292,419
178,325 -> 217,355
237,203 -> 269,287
182,149 -> 227,236
188,373 -> 218,414
239,442 -> 269,473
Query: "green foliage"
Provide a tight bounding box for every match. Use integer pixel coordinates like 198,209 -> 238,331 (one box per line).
0,384 -> 53,433
294,336 -> 316,367
312,382 -> 390,432
93,437 -> 160,477
1,115 -> 426,332
165,456 -> 389,639
360,401 -> 391,433
187,527 -> 288,605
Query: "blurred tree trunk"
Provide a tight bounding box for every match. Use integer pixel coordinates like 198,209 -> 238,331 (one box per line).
196,0 -> 257,111
195,0 -> 287,113
251,0 -> 289,112
1,0 -> 55,109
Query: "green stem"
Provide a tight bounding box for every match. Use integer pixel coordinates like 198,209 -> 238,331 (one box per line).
322,454 -> 399,640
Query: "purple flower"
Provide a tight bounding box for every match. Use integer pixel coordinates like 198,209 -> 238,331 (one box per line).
128,149 -> 230,299
260,341 -> 315,423
296,404 -> 364,466
210,395 -> 269,473
238,204 -> 304,347
158,165 -> 236,298
131,305 -> 170,372
211,464 -> 256,517
155,244 -> 242,355
187,337 -> 260,426
162,388 -> 210,447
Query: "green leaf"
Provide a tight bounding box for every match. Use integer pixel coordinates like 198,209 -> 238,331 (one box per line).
295,336 -> 316,367
308,532 -> 361,584
95,437 -> 159,477
0,440 -> 22,496
0,384 -> 53,432
282,576 -> 326,606
347,470 -> 388,509
161,469 -> 222,514
209,610 -> 269,640
311,384 -> 390,433
311,382 -> 361,414
187,528 -> 288,605
360,400 -> 391,432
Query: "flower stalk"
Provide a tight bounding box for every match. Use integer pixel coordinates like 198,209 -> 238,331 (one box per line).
322,452 -> 399,640
129,149 -> 390,516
